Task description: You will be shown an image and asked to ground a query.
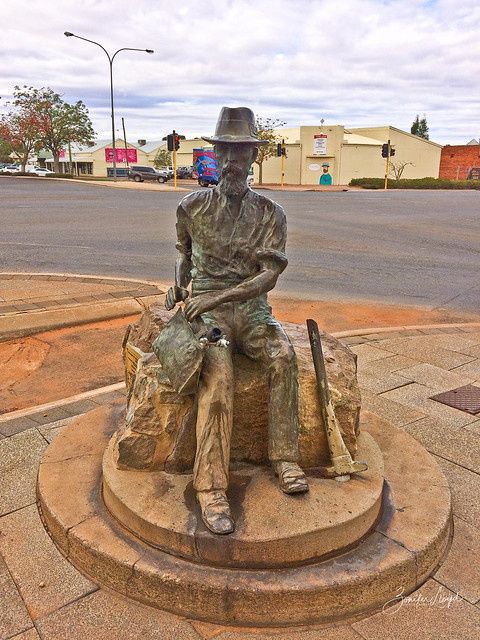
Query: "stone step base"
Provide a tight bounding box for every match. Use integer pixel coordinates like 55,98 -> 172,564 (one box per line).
37,404 -> 452,627
102,429 -> 384,568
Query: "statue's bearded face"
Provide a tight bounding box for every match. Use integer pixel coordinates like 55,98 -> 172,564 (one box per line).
215,143 -> 257,196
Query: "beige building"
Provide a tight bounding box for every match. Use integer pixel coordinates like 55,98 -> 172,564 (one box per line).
42,137 -> 209,177
41,124 -> 442,184
43,139 -> 149,177
256,125 -> 443,185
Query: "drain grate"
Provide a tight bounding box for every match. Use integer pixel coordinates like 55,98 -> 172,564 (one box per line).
430,384 -> 480,415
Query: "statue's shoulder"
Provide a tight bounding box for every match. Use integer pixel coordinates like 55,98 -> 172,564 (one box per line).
178,189 -> 213,214
248,190 -> 285,217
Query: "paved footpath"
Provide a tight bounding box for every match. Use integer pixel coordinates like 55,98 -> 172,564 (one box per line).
0,275 -> 479,639
0,273 -> 164,342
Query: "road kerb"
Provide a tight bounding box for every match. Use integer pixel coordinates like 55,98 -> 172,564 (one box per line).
0,298 -> 144,342
0,382 -> 125,424
333,322 -> 480,339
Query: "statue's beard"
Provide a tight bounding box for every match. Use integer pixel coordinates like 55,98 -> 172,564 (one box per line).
217,164 -> 247,196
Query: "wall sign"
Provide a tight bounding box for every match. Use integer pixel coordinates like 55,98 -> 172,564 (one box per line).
105,148 -> 138,163
313,134 -> 327,156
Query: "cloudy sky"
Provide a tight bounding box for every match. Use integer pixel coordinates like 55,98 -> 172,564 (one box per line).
2,0 -> 479,144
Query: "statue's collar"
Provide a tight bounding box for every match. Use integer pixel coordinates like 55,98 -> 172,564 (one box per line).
214,186 -> 251,201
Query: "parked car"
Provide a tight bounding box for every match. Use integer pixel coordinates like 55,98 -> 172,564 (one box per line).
176,166 -> 193,179
27,166 -> 55,177
127,165 -> 169,183
157,166 -> 174,179
198,174 -> 219,187
1,164 -> 21,173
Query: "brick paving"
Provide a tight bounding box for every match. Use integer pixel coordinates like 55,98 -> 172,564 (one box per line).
1,325 -> 479,638
0,273 -> 162,317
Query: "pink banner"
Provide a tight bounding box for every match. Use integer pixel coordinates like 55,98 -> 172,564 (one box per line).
58,149 -> 66,159
105,148 -> 138,163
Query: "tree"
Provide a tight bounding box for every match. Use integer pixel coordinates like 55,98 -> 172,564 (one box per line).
388,161 -> 414,181
0,138 -> 14,164
411,114 -> 429,140
12,86 -> 95,172
153,148 -> 171,168
254,116 -> 286,184
0,96 -> 44,171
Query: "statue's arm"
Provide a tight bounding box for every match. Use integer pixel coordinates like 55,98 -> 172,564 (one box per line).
216,249 -> 287,303
184,249 -> 286,321
165,206 -> 192,310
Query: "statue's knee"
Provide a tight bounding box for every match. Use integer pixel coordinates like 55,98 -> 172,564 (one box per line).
267,340 -> 296,370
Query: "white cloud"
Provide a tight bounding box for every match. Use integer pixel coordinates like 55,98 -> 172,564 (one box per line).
1,0 -> 479,143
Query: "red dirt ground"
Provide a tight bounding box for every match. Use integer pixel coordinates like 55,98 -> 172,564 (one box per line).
1,298 -> 478,413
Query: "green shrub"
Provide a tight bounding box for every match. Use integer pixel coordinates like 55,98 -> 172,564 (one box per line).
349,178 -> 384,189
0,171 -> 34,177
70,175 -> 117,181
45,173 -> 74,178
349,177 -> 480,190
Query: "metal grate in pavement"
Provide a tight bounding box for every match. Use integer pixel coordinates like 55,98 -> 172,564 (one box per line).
430,384 -> 480,415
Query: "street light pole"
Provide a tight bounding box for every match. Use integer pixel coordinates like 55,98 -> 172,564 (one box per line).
64,32 -> 153,181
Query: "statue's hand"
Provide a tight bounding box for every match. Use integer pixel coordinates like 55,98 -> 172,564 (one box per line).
165,286 -> 189,311
184,292 -> 222,321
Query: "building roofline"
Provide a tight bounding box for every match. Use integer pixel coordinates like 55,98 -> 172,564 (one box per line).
349,125 -> 443,148
388,126 -> 443,148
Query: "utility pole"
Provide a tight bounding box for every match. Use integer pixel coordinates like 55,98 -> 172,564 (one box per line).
122,117 -> 130,172
68,141 -> 73,175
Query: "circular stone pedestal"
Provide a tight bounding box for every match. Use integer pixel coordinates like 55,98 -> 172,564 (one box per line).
103,432 -> 384,568
37,403 -> 452,627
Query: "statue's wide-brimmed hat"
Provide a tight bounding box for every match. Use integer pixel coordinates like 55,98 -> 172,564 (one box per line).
203,107 -> 268,145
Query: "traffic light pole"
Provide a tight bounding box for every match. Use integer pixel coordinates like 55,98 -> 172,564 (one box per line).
167,131 -> 179,188
173,148 -> 177,189
384,139 -> 391,190
277,139 -> 286,186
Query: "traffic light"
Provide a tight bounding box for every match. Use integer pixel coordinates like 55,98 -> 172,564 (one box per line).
381,143 -> 389,158
390,146 -> 396,157
174,134 -> 180,151
167,134 -> 174,152
276,143 -> 282,157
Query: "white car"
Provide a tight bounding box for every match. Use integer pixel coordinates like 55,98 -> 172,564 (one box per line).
1,164 -> 21,173
27,166 -> 55,176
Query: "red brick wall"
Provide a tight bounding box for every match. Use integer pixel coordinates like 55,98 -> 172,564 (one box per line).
440,145 -> 480,180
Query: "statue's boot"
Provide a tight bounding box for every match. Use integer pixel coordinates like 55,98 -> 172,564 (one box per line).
197,490 -> 235,535
274,461 -> 309,495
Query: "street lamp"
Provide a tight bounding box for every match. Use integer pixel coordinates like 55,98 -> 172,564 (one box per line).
64,32 -> 154,181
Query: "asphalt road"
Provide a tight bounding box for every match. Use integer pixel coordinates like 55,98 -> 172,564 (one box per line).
1,178 -> 479,312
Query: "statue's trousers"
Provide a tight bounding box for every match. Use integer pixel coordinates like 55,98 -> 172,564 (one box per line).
192,295 -> 300,492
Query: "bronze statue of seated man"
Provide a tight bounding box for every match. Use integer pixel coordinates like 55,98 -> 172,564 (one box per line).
165,107 -> 308,535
